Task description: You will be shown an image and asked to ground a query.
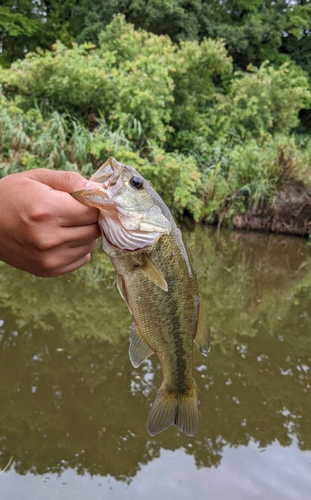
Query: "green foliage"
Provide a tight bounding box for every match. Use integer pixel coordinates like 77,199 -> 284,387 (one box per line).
0,14 -> 234,150
171,38 -> 233,139
206,62 -> 311,142
0,1 -> 41,65
200,135 -> 311,222
0,90 -> 204,220
0,1 -> 75,67
198,1 -> 311,70
0,6 -> 39,37
2,0 -> 311,85
71,0 -> 204,45
1,16 -> 308,147
69,0 -> 311,76
1,16 -> 311,225
0,16 -> 179,144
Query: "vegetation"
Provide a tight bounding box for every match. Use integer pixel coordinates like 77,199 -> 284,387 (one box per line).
1,6 -> 311,226
2,1 -> 311,73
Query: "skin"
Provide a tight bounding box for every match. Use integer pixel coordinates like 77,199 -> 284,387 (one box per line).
0,169 -> 101,277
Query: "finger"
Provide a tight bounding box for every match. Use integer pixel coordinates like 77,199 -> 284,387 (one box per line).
58,240 -> 98,263
38,240 -> 97,277
74,239 -> 98,253
69,237 -> 99,249
55,191 -> 100,226
27,169 -> 90,192
26,169 -> 100,226
48,253 -> 92,277
59,223 -> 101,246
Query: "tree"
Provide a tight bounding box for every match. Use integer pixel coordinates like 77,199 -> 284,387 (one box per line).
199,0 -> 311,69
2,1 -> 311,78
70,0 -> 203,44
0,0 -> 75,66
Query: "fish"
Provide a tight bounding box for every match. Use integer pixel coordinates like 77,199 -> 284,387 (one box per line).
72,157 -> 210,436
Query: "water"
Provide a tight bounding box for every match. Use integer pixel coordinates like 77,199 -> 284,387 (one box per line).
0,227 -> 311,500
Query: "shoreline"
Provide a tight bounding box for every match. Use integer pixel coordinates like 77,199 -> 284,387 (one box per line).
231,182 -> 311,237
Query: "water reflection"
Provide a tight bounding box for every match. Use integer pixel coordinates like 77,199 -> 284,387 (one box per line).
0,227 -> 310,491
2,442 -> 311,500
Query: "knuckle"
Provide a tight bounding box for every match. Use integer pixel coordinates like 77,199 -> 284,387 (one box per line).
32,233 -> 56,252
62,170 -> 82,187
29,204 -> 52,224
36,253 -> 61,273
27,210 -> 58,252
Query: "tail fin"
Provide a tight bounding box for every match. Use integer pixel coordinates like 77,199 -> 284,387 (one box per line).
147,383 -> 199,437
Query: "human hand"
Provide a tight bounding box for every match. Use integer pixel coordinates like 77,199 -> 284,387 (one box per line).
0,169 -> 101,277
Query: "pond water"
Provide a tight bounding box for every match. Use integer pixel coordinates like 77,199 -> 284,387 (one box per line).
0,226 -> 311,500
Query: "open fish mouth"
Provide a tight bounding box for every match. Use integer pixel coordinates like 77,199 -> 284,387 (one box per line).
90,157 -> 123,185
71,157 -> 124,208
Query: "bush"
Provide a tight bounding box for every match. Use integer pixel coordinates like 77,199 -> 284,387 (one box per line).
206,62 -> 311,143
0,16 -> 177,144
0,15 -> 233,146
0,92 -> 204,220
1,16 -> 311,227
201,135 -> 311,222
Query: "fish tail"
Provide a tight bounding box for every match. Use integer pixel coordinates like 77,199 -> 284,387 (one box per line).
147,382 -> 199,437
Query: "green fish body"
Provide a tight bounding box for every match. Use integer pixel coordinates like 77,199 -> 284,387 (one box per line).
72,157 -> 210,436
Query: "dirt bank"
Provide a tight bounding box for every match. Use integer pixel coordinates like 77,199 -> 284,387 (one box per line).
232,182 -> 311,236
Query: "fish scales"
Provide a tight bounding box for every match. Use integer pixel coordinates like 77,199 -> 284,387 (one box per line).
71,157 -> 210,436
115,233 -> 198,395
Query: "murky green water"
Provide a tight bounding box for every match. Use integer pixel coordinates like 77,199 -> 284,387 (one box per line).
0,226 -> 311,500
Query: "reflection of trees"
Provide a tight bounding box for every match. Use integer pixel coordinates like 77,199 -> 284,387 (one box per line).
0,250 -> 129,342
0,227 -> 310,479
186,226 -> 311,348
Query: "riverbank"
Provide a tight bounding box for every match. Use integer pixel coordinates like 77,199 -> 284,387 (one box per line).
232,181 -> 311,237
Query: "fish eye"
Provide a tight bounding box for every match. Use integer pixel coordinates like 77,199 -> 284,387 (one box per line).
129,176 -> 144,190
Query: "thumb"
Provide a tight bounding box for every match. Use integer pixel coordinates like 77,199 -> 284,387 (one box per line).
26,169 -> 90,193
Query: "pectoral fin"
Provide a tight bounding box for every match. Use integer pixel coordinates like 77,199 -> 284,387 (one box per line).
141,257 -> 168,292
117,275 -> 132,315
194,297 -> 211,357
129,324 -> 155,368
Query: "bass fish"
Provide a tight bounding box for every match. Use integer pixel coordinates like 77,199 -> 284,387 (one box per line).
72,157 -> 210,436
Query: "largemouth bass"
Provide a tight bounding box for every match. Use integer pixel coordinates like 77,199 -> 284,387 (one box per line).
72,157 -> 210,436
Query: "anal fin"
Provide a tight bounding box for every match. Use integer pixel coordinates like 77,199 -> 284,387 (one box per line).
129,323 -> 154,368
194,296 -> 211,357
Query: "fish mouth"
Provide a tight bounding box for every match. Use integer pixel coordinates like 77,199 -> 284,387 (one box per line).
71,157 -> 123,208
71,184 -> 108,208
91,157 -> 123,184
